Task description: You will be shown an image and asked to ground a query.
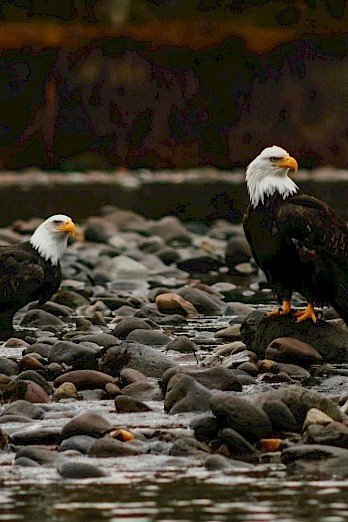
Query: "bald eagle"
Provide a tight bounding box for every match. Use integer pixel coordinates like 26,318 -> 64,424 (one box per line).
0,214 -> 76,340
243,145 -> 348,324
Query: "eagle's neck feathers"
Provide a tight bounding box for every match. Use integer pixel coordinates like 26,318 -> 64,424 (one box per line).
246,164 -> 299,208
30,229 -> 67,266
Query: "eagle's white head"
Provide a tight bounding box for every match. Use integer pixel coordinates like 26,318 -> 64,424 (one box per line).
246,145 -> 299,208
30,214 -> 76,265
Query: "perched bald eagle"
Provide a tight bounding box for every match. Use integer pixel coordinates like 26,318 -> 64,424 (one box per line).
0,214 -> 76,340
243,145 -> 348,324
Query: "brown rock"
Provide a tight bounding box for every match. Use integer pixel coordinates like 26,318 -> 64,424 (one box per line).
265,337 -> 323,367
54,370 -> 117,390
155,293 -> 198,318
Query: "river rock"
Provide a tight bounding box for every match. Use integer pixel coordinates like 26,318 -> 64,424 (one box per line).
111,317 -> 152,339
262,400 -> 300,433
48,341 -> 99,370
51,289 -> 90,309
165,336 -> 198,354
0,357 -> 19,376
19,309 -> 66,327
115,395 -> 152,413
241,314 -> 348,363
0,400 -> 45,419
304,421 -> 348,448
265,337 -> 323,366
3,380 -> 50,404
18,354 -> 45,372
302,408 -> 334,431
15,446 -> 57,465
57,460 -> 107,478
214,428 -> 259,462
99,342 -> 178,379
121,381 -> 163,401
191,415 -> 222,442
209,394 -> 273,442
54,370 -> 117,390
125,329 -> 171,346
72,333 -> 119,348
177,286 -> 225,314
257,385 -> 345,428
204,454 -> 255,470
161,366 -> 242,394
88,435 -> 141,457
120,367 -> 147,386
16,370 -> 53,395
61,411 -> 113,440
147,216 -> 192,245
59,435 -> 97,453
53,382 -> 80,400
164,374 -> 213,414
155,293 -> 199,317
11,426 -> 62,445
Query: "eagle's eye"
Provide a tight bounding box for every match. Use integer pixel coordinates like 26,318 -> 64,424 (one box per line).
270,157 -> 279,162
53,220 -> 62,225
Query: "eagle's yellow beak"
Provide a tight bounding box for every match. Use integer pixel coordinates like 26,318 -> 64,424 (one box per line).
58,220 -> 76,237
275,156 -> 298,172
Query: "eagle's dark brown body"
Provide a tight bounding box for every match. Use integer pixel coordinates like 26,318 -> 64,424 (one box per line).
0,241 -> 61,339
243,191 -> 348,323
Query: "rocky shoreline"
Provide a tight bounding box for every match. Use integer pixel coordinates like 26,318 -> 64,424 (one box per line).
0,206 -> 348,481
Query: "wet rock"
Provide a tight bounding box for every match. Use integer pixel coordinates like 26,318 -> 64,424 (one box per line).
48,341 -> 99,370
53,382 -> 80,400
16,371 -> 53,395
191,415 -> 221,443
168,437 -> 210,457
51,290 -> 90,309
99,343 -> 178,379
22,343 -> 52,358
258,360 -> 311,381
210,395 -> 273,442
54,370 -> 117,390
72,333 -> 118,349
165,335 -> 198,354
88,435 -> 141,457
0,400 -> 45,419
164,374 -> 213,414
57,460 -> 107,478
126,329 -> 171,346
265,337 -> 323,366
59,435 -> 97,453
3,380 -> 50,404
37,301 -> 73,318
18,354 -> 45,372
177,286 -> 225,314
15,446 -> 57,465
0,357 -> 19,376
215,324 -> 241,341
111,317 -> 152,339
121,381 -> 163,401
61,411 -> 113,440
120,367 -> 147,386
15,457 -> 41,467
257,385 -> 345,428
241,314 -> 348,363
155,292 -> 198,317
11,426 -> 62,445
161,366 -> 242,394
303,408 -> 334,431
304,421 -> 348,447
115,395 -> 152,413
225,235 -> 252,269
19,309 -> 66,327
214,428 -> 259,461
262,400 -> 300,433
147,216 -> 192,245
204,454 -> 255,470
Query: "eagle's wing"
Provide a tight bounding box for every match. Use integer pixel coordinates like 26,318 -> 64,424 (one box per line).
276,193 -> 348,262
0,249 -> 45,301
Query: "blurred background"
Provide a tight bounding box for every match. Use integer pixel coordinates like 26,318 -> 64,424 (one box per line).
0,0 -> 347,171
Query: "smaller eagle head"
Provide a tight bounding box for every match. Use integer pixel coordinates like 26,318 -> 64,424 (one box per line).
246,145 -> 299,208
30,214 -> 76,265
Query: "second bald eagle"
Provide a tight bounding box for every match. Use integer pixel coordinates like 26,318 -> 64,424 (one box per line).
243,145 -> 348,324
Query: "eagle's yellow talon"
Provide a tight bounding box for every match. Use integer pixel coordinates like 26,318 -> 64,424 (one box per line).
266,300 -> 291,318
294,303 -> 317,323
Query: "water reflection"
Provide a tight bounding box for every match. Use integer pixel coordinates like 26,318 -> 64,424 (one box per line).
0,476 -> 348,522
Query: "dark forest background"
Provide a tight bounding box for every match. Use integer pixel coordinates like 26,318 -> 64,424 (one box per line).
0,0 -> 346,170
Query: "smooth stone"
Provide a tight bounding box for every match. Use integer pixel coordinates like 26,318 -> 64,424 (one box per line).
19,309 -> 66,327
18,355 -> 45,372
120,367 -> 147,386
265,337 -> 323,366
147,216 -> 192,245
168,437 -> 210,457
115,395 -> 152,413
59,435 -> 97,454
54,370 -> 117,390
61,411 -> 113,440
0,357 -> 19,376
22,343 -> 52,358
121,381 -> 163,401
51,290 -> 90,309
210,395 -> 273,442
111,318 -> 152,339
304,422 -> 348,447
99,343 -> 178,379
281,443 -> 348,465
11,427 -> 62,445
57,460 -> 107,478
164,374 -> 213,414
125,329 -> 172,346
15,446 -> 57,465
262,400 -> 300,433
166,336 -> 198,353
53,382 -> 79,400
48,341 -> 99,370
155,293 -> 199,317
36,301 -> 73,318
3,380 -> 50,404
0,400 -> 45,419
190,415 -> 221,442
16,371 -> 53,395
204,454 -> 255,471
15,457 -> 41,467
215,428 -> 259,461
72,333 -> 118,348
257,385 -> 344,428
215,325 -> 241,340
161,366 -> 242,394
88,435 -> 141,457
177,286 -> 224,314
303,408 -> 334,431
